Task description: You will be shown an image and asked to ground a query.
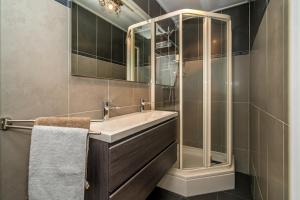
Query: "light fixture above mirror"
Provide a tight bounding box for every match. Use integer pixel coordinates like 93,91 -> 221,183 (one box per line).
99,0 -> 123,15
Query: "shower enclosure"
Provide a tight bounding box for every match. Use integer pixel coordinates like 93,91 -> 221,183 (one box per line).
127,9 -> 233,196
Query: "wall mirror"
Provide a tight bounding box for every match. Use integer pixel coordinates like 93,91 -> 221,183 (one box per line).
71,0 -> 154,83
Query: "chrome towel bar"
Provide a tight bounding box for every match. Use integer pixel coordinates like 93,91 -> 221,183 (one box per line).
0,117 -> 103,134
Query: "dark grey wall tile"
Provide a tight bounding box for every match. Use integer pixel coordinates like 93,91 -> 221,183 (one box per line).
124,32 -> 128,65
77,5 -> 96,56
149,0 -> 160,17
97,17 -> 112,61
133,0 -> 149,14
72,3 -> 77,52
112,26 -> 125,64
222,3 -> 250,54
211,19 -> 226,57
183,17 -> 202,60
250,0 -> 269,48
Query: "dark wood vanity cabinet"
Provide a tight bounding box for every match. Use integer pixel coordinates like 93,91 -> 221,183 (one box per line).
85,118 -> 177,200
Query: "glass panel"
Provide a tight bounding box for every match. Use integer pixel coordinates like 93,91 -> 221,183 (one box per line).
154,15 -> 180,168
127,24 -> 151,83
182,15 -> 204,169
210,19 -> 228,166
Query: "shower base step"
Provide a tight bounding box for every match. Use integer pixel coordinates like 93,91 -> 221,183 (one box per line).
158,160 -> 235,197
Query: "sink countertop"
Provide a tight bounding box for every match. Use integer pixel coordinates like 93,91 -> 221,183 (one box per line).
89,110 -> 178,143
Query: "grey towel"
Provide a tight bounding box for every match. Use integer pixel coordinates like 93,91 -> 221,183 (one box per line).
28,125 -> 89,200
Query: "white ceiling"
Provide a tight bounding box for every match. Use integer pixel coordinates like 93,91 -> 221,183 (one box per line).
156,0 -> 248,12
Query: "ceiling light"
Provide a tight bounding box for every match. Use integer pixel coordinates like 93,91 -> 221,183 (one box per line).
99,0 -> 123,15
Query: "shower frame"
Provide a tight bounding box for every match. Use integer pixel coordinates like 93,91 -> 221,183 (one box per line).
128,9 -> 232,170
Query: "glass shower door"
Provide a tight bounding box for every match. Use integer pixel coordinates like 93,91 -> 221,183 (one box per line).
182,14 -> 204,169
210,18 -> 230,166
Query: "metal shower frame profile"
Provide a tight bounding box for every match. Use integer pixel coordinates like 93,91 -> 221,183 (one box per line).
127,9 -> 232,170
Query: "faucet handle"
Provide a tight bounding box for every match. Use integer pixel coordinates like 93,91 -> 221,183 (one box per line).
103,101 -> 110,107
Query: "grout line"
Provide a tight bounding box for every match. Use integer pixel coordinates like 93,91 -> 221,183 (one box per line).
247,102 -> 250,174
282,122 -> 285,200
69,109 -> 102,115
108,80 -> 110,102
266,143 -> 269,200
96,16 -> 98,77
282,0 -> 286,127
250,103 -> 288,126
233,147 -> 250,151
68,104 -> 141,116
233,101 -> 250,104
247,0 -> 251,175
76,3 -> 79,75
67,4 -> 72,117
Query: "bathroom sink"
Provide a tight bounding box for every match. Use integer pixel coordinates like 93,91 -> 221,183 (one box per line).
89,110 -> 178,143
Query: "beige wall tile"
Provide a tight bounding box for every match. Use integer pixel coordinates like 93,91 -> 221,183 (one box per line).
234,148 -> 249,174
69,110 -> 102,119
250,14 -> 267,110
259,111 -> 269,200
250,0 -> 288,198
233,103 -> 249,150
110,105 -> 139,117
283,0 -> 289,124
250,105 -> 260,177
132,83 -> 150,105
69,76 -> 108,114
266,0 -> 284,121
77,55 -> 97,78
0,130 -> 31,200
233,54 -> 250,102
284,125 -> 289,200
265,114 -> 284,200
108,80 -> 135,107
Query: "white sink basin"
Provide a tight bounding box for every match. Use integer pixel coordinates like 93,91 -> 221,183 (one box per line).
89,110 -> 178,143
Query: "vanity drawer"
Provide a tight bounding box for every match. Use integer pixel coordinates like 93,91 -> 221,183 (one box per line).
109,143 -> 177,200
108,119 -> 176,192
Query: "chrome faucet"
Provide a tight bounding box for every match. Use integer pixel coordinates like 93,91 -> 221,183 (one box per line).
103,101 -> 110,120
140,98 -> 150,112
103,101 -> 120,120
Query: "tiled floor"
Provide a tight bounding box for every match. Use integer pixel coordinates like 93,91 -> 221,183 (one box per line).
147,173 -> 252,200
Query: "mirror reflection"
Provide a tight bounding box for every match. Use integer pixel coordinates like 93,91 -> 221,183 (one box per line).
71,0 -> 151,83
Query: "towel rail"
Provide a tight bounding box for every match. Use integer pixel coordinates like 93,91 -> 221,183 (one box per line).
0,117 -> 103,134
